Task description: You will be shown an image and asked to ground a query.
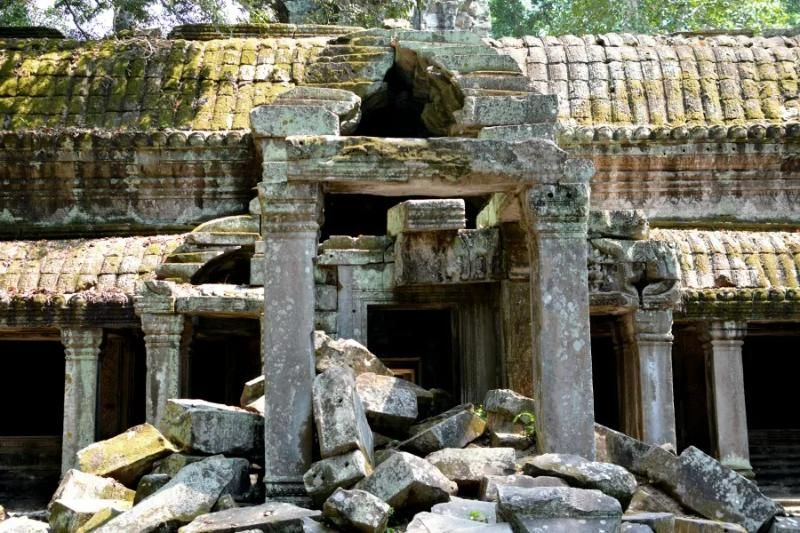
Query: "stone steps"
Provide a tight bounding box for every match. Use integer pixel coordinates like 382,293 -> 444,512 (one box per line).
750,429 -> 800,498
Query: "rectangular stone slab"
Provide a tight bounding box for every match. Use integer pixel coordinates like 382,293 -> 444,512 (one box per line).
177,502 -> 320,533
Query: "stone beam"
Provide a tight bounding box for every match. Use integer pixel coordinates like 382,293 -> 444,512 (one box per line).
60,327 -> 102,473
258,181 -> 322,502
282,136 -> 573,196
521,175 -> 596,459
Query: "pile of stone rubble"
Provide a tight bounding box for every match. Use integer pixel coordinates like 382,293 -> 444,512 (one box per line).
1,332 -> 797,532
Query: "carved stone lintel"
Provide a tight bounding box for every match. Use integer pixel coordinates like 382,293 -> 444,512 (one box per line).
264,480 -> 312,506
60,327 -> 103,473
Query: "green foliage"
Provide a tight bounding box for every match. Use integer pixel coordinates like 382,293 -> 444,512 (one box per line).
490,0 -> 800,37
512,410 -> 536,439
468,510 -> 489,523
0,1 -> 35,25
474,404 -> 487,420
249,0 -> 416,27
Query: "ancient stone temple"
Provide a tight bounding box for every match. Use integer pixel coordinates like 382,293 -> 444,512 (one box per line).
0,9 -> 798,513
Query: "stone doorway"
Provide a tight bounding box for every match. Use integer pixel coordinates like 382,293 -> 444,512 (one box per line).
744,327 -> 800,498
0,339 -> 64,511
366,306 -> 458,398
590,316 -> 623,432
96,330 -> 146,441
188,317 -> 261,407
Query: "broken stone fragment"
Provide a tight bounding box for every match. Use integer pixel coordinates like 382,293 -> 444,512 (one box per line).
275,86 -> 362,134
303,450 -> 373,504
770,517 -> 800,532
355,451 -> 457,512
405,512 -> 512,532
92,455 -> 245,533
480,474 -> 567,502
589,210 -> 650,240
76,423 -> 177,486
355,372 -> 419,433
402,404 -> 486,455
496,486 -> 622,533
49,498 -> 131,533
521,453 -> 637,506
239,375 -> 264,407
387,199 -> 466,236
314,331 -> 393,377
322,488 -> 391,533
312,366 -> 374,461
49,469 -> 134,509
483,389 -> 536,435
595,423 -> 676,479
674,516 -> 747,532
624,524 -> 656,533
623,512 -> 675,533
159,399 -> 264,458
177,502 -> 320,533
151,453 -> 205,476
0,517 -> 50,532
627,484 -> 686,515
134,473 -> 171,504
426,447 -> 516,492
431,496 -> 498,523
489,431 -> 531,450
74,507 -> 123,533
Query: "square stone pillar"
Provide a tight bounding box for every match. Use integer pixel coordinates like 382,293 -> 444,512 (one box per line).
706,320 -> 752,473
632,308 -> 677,447
60,328 -> 102,473
140,313 -> 186,427
521,174 -> 595,459
258,181 -> 322,501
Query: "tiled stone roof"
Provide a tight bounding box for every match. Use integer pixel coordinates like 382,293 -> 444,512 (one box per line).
652,228 -> 800,318
0,235 -> 184,296
493,33 -> 800,129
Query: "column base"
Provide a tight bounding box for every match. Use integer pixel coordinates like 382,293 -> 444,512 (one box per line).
264,481 -> 311,506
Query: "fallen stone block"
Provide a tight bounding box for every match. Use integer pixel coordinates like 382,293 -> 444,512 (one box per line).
323,488 -> 391,533
151,453 -> 205,476
387,199 -> 466,235
159,399 -> 264,458
402,404 -> 486,455
74,507 -> 123,533
671,447 -> 779,532
49,469 -> 134,509
303,450 -> 372,503
77,423 -> 177,486
314,331 -> 393,377
480,474 -> 568,502
771,517 -> 800,532
521,453 -> 637,506
483,389 -> 536,434
313,367 -> 374,461
134,473 -> 171,504
355,451 -> 457,512
177,502 -> 320,533
674,517 -> 747,532
623,512 -> 675,533
355,372 -> 418,434
245,396 -> 264,415
624,524 -> 655,533
627,484 -> 686,514
489,431 -> 532,450
239,375 -> 264,407
497,486 -> 622,532
302,517 -> 337,532
426,447 -> 516,492
211,494 -> 236,512
93,455 -> 245,532
406,512 -> 512,532
0,517 -> 50,532
49,498 -> 131,533
275,86 -> 362,134
431,496 -> 497,523
595,423 -> 678,482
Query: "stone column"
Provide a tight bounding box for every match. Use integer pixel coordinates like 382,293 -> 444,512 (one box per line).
140,313 -> 186,427
632,309 -> 677,447
259,181 -> 321,501
707,320 -> 752,473
60,328 -> 102,473
521,175 -> 595,458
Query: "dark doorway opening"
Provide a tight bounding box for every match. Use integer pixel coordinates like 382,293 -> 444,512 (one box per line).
97,329 -> 146,441
591,316 -> 622,431
367,307 -> 457,397
0,340 -> 65,511
744,330 -> 800,497
672,323 -> 713,454
189,317 -> 261,406
321,194 -> 487,241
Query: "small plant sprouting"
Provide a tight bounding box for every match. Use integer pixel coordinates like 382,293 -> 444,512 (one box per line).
468,510 -> 488,523
474,404 -> 487,420
513,410 -> 536,439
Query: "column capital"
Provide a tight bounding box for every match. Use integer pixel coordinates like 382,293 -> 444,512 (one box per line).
134,280 -> 177,316
521,182 -> 589,237
60,328 -> 103,361
709,320 -> 747,343
634,308 -> 674,343
258,182 -> 322,234
139,311 -> 186,337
